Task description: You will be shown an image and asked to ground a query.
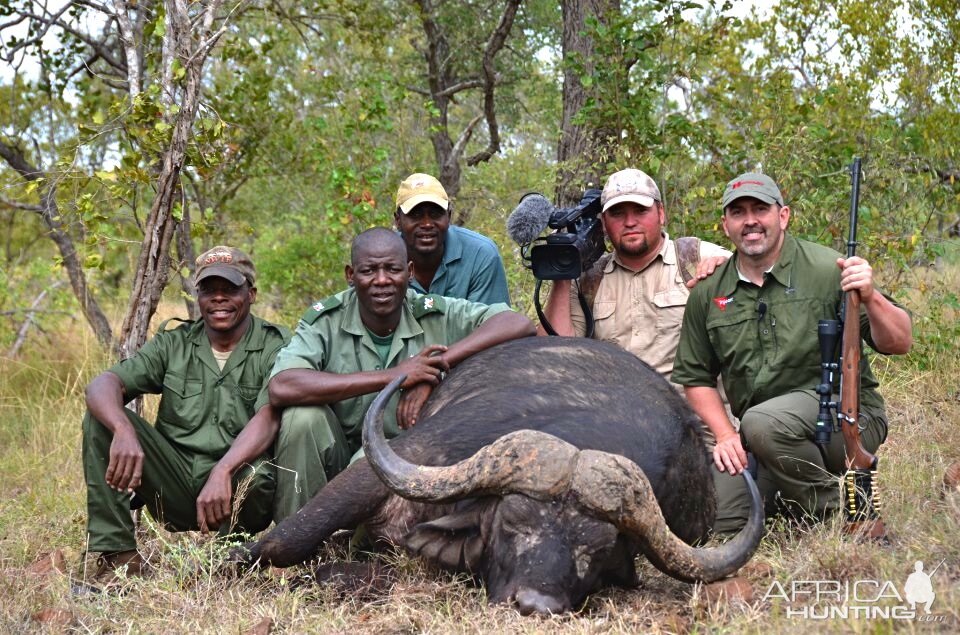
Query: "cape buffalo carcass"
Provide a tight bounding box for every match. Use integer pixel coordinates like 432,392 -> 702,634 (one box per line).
245,337 -> 762,615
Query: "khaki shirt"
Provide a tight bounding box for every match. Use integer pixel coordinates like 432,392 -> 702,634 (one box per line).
108,316 -> 290,458
673,234 -> 894,419
269,288 -> 511,441
570,234 -> 730,381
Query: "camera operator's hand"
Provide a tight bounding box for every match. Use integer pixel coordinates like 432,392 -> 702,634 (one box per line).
686,255 -> 729,289
397,382 -> 434,429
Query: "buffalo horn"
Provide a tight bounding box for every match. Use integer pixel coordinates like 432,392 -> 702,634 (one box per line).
364,377 -> 763,582
363,376 -> 580,502
571,449 -> 764,583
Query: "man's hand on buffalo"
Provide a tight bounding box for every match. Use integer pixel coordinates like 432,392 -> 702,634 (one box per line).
397,382 -> 433,429
713,432 -> 748,475
394,344 -> 449,388
196,465 -> 233,532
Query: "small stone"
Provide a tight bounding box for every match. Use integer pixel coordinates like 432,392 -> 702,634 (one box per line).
244,617 -> 273,635
27,550 -> 68,576
943,460 -> 960,493
740,560 -> 774,579
31,607 -> 75,626
703,576 -> 754,603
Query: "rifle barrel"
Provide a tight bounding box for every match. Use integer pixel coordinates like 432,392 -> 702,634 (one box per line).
848,157 -> 861,259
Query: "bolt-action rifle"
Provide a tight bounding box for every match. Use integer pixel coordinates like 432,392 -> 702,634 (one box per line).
816,157 -> 886,540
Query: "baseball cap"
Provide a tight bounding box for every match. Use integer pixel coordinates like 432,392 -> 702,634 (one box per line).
722,173 -> 784,209
601,168 -> 662,213
194,246 -> 256,287
395,173 -> 449,214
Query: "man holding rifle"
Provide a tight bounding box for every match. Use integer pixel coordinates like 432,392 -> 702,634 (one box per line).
672,172 -> 912,531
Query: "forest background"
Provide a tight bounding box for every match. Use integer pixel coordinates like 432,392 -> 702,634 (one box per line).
1,0 -> 959,632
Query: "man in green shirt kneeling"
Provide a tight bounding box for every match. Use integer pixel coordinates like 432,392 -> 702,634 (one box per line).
267,227 -> 535,521
672,173 -> 912,532
83,246 -> 290,583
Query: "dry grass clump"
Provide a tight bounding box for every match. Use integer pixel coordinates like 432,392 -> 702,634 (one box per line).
2,261 -> 960,633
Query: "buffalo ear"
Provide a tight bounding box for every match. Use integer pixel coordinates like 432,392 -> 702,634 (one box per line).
403,502 -> 489,574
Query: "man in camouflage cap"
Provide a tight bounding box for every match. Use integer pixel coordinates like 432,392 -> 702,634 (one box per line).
266,227 -> 534,520
81,245 -> 290,583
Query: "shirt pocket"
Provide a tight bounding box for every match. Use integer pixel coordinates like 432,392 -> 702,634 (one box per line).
157,372 -> 204,431
652,288 -> 688,336
591,300 -> 618,342
705,310 -> 760,376
235,384 -> 260,422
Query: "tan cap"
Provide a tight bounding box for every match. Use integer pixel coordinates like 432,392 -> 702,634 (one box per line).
194,246 -> 255,286
601,168 -> 662,213
722,172 -> 784,209
395,173 -> 449,214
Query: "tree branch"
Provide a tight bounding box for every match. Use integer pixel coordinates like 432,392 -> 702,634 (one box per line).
0,197 -> 44,212
5,281 -> 65,359
0,138 -> 114,348
466,0 -> 520,166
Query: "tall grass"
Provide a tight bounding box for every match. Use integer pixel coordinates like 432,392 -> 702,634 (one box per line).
1,265 -> 958,634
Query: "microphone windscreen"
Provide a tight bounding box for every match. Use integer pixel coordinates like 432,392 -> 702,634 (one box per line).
506,194 -> 554,245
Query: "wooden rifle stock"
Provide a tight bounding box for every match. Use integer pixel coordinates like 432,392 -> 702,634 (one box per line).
839,157 -> 885,539
840,285 -> 874,469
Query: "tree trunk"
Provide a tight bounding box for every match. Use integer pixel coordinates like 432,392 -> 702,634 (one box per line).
175,209 -> 199,320
557,0 -> 621,206
0,140 -> 115,349
117,0 -> 225,358
412,0 -> 520,225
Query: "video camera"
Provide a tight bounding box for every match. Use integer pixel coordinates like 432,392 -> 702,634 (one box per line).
527,189 -> 605,280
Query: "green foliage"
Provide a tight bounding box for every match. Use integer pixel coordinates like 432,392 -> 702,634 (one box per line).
2,0 -> 959,339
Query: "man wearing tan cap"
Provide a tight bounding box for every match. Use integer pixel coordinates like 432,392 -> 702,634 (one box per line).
541,168 -> 729,383
673,172 -> 912,530
394,173 -> 510,305
81,246 -> 290,584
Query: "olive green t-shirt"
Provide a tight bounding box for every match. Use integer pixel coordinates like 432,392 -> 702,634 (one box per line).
108,316 -> 290,457
672,234 -> 897,419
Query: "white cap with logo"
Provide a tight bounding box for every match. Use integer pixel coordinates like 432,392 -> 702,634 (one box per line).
600,168 -> 662,213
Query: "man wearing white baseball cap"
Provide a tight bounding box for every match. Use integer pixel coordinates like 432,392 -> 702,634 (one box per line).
541,167 -> 729,384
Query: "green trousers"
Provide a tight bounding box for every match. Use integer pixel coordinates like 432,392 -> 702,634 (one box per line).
272,405 -> 355,523
83,410 -> 275,553
712,389 -> 887,534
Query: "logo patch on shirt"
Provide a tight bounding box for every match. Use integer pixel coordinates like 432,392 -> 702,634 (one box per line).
423,297 -> 434,310
713,295 -> 734,311
312,301 -> 324,311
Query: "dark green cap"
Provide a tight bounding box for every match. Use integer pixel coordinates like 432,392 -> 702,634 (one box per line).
722,172 -> 784,209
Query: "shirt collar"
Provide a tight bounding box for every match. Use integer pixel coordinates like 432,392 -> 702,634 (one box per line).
441,225 -> 463,265
188,315 -> 262,351
729,233 -> 798,290
340,288 -> 425,340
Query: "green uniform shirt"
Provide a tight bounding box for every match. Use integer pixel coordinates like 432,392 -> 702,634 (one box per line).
269,288 -> 511,440
673,234 -> 894,419
108,316 -> 290,458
